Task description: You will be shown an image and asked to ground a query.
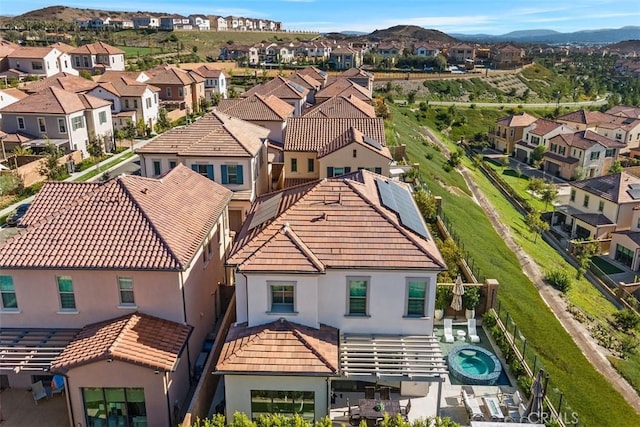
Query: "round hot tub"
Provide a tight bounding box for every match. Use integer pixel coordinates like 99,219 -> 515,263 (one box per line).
447,345 -> 502,385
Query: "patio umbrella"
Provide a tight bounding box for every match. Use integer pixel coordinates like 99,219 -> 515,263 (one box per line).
524,369 -> 546,423
451,275 -> 464,312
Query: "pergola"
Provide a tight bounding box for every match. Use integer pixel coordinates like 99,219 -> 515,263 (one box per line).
339,333 -> 449,415
0,328 -> 79,373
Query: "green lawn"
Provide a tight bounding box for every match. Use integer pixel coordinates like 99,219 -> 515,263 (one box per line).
74,151 -> 135,182
388,103 -> 640,426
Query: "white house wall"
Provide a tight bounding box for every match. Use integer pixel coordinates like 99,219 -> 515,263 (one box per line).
224,375 -> 329,421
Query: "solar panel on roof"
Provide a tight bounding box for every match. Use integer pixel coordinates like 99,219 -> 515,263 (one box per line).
588,181 -> 614,192
629,183 -> 640,190
628,189 -> 640,200
375,178 -> 429,239
363,135 -> 382,150
288,81 -> 306,94
248,192 -> 283,230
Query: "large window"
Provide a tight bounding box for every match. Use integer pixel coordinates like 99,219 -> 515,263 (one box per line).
250,390 -> 314,420
17,117 -> 25,129
72,116 -> 85,131
58,118 -> 67,133
152,161 -> 161,176
614,244 -> 634,268
57,276 -> 76,310
270,283 -> 294,313
83,387 -> 147,427
99,111 -> 107,124
31,61 -> 43,70
406,279 -> 427,317
347,278 -> 368,316
192,164 -> 214,180
0,276 -> 18,310
118,277 -> 135,306
221,164 -> 243,184
37,117 -> 46,133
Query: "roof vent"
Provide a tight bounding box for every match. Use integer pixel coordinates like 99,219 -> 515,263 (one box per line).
141,188 -> 148,194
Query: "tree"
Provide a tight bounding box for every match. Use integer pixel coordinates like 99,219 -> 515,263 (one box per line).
155,108 -> 172,133
608,161 -> 622,174
526,176 -> 545,195
136,118 -> 147,137
87,133 -> 104,159
374,96 -> 391,119
539,182 -> 558,211
407,90 -> 417,105
38,143 -> 68,181
414,189 -> 438,222
575,241 -> 599,279
525,211 -> 549,243
124,120 -> 137,142
530,145 -> 546,166
79,70 -> 93,80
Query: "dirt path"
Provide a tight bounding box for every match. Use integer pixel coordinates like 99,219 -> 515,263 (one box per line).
421,127 -> 640,413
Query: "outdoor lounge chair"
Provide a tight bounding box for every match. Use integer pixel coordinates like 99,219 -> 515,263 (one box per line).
499,389 -> 522,409
461,388 -> 484,421
51,375 -> 65,396
444,318 -> 455,343
506,402 -> 527,422
31,380 -> 49,405
467,318 -> 481,343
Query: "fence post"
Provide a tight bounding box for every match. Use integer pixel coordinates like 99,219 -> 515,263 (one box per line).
532,355 -> 537,374
557,393 -> 564,416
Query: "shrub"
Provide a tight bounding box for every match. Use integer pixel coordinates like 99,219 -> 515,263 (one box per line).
545,268 -> 572,293
483,311 -> 497,328
612,309 -> 640,332
463,286 -> 480,310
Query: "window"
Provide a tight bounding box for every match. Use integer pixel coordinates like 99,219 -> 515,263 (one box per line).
153,160 -> 161,176
605,149 -> 615,157
17,117 -> 25,129
590,152 -> 600,160
166,87 -> 172,97
146,98 -> 152,108
99,111 -> 107,125
169,160 -> 177,169
133,100 -> 138,108
83,388 -> 147,427
598,201 -> 605,212
550,143 -> 557,153
406,279 -> 427,316
250,390 -> 314,421
614,244 -> 634,268
31,61 -> 43,70
57,276 -> 76,310
125,99 -> 129,109
58,118 -> 67,133
347,277 -> 368,316
74,56 -> 81,67
37,117 -> 46,133
1,276 -> 18,310
270,283 -> 294,313
583,195 -> 590,208
178,87 -> 183,97
118,277 -> 135,305
307,158 -> 314,173
221,164 -> 243,184
570,189 -> 576,202
83,56 -> 89,68
291,158 -> 298,172
353,149 -> 357,158
192,164 -> 214,180
71,116 -> 84,130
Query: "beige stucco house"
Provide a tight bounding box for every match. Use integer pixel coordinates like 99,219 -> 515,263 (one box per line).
0,165 -> 233,426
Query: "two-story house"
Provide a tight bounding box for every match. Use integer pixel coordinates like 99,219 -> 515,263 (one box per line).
328,47 -> 363,70
490,44 -> 526,69
217,93 -> 294,143
132,15 -> 160,29
448,43 -> 476,64
69,42 -> 125,74
7,47 -> 69,78
189,15 -> 210,30
210,16 -> 228,31
514,118 -> 576,163
160,15 -> 192,31
414,44 -> 440,57
216,170 -> 448,420
0,86 -> 113,156
136,111 -> 270,232
282,117 -> 391,187
543,130 -> 625,180
314,78 -> 372,105
489,112 -> 538,154
303,94 -> 376,119
609,185 -> 640,270
0,165 -> 233,426
593,116 -> 640,153
242,76 -> 309,117
553,171 -> 640,241
146,65 -> 206,114
192,65 -> 228,100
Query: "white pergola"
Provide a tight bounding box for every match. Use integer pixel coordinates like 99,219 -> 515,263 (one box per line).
339,333 -> 449,415
0,328 -> 79,373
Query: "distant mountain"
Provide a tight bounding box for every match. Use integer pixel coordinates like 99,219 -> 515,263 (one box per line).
451,26 -> 640,44
367,25 -> 457,44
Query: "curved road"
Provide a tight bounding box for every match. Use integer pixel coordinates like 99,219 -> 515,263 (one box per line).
397,97 -> 608,108
421,126 -> 640,413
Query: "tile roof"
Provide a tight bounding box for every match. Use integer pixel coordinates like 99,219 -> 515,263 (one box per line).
217,93 -> 294,122
137,111 -> 268,157
0,165 -> 232,270
146,65 -> 202,85
216,319 -> 338,374
284,117 -> 385,152
606,105 -> 640,119
550,130 -> 626,150
0,87 -> 29,101
242,76 -> 308,101
315,78 -> 372,103
0,40 -> 19,57
288,73 -> 321,91
496,112 -> 538,127
303,94 -> 375,118
69,41 -> 124,55
528,118 -> 564,136
0,86 -> 109,115
23,72 -> 98,94
192,65 -> 227,79
94,70 -> 149,83
93,77 -> 160,97
8,46 -> 57,59
48,42 -> 75,53
572,171 -> 640,204
341,68 -> 373,79
51,313 -> 192,373
228,171 -> 446,272
297,66 -> 327,84
317,127 -> 391,160
557,109 -> 613,125
596,115 -> 640,131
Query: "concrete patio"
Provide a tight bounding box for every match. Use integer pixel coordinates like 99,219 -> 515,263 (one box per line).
0,387 -> 69,426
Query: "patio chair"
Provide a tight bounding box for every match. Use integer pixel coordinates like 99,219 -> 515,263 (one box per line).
365,386 -> 376,399
400,399 -> 412,420
461,388 -> 484,421
379,386 -> 391,400
467,318 -> 480,343
499,389 -> 522,409
31,380 -> 49,405
443,318 -> 455,343
347,399 -> 361,426
506,402 -> 527,422
51,375 -> 65,397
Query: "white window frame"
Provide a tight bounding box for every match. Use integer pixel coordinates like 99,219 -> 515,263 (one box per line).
98,111 -> 107,125
37,117 -> 46,134
346,276 -> 370,316
17,116 -> 25,130
56,276 -> 77,312
405,278 -> 429,317
267,281 -> 296,314
58,118 -> 67,133
117,277 -> 135,307
0,275 -> 19,311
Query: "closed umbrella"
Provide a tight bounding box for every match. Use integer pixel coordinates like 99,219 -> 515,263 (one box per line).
451,275 -> 464,312
524,369 -> 546,423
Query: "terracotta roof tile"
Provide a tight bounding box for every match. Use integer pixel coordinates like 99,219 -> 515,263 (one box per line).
23,72 -> 98,94
93,77 -> 159,97
137,112 -> 268,157
317,127 -> 391,160
49,42 -> 76,53
228,171 -> 446,271
297,66 -> 327,84
0,165 -> 232,270
51,313 -> 191,373
242,76 -> 309,101
8,46 -> 57,59
0,86 -> 109,114
549,130 -> 625,150
0,88 -> 29,101
496,112 -> 537,127
557,109 -> 613,125
606,105 -> 640,119
192,65 -> 228,79
216,319 -> 338,374
284,117 -> 385,152
217,94 -> 294,121
315,78 -> 371,103
69,41 -> 124,55
304,95 -> 375,118
572,171 -> 640,204
288,73 -> 322,91
146,65 -> 201,85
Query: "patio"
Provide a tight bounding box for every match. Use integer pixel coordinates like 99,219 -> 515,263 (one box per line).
0,387 -> 69,427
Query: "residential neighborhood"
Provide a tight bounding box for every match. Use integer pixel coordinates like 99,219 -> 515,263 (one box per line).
1,10 -> 640,427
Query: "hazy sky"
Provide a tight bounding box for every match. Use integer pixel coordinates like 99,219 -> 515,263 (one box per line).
5,0 -> 640,34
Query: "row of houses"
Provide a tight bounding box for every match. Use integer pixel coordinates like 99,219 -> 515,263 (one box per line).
74,14 -> 283,32
0,66 -> 448,426
489,108 -> 640,180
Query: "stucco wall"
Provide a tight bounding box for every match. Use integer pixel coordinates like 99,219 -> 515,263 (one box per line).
319,145 -> 390,178
283,151 -> 318,180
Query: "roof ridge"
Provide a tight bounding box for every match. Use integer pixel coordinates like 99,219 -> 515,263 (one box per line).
281,224 -> 325,272
107,313 -> 140,358
116,178 -> 185,270
285,320 -> 336,372
220,324 -> 269,366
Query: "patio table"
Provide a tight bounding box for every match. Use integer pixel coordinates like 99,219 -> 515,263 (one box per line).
358,398 -> 402,420
483,396 -> 505,421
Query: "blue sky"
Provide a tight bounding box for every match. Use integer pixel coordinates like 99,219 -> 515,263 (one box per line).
5,0 -> 640,35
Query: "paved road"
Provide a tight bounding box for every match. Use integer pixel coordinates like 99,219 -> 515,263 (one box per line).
106,155 -> 140,177
397,96 -> 608,108
422,126 -> 640,413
